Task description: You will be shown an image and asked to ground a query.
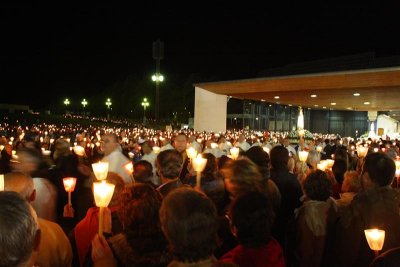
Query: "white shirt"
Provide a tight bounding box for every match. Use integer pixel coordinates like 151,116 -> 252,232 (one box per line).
103,149 -> 133,184
236,141 -> 251,152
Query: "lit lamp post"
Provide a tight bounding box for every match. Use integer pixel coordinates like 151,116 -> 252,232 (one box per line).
81,98 -> 88,117
105,98 -> 112,121
64,98 -> 70,115
152,38 -> 164,121
141,98 -> 150,124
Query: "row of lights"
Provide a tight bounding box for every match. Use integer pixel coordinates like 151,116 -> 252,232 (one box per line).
263,92 -> 370,110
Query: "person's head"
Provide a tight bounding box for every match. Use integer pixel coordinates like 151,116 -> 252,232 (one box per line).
173,134 -> 188,153
4,172 -> 36,202
282,137 -> 290,147
307,150 -> 320,169
133,160 -> 154,183
227,191 -> 274,247
220,158 -> 265,199
160,187 -> 218,262
103,172 -> 125,207
244,146 -> 270,181
361,152 -> 396,189
303,170 -> 332,201
117,183 -> 164,248
53,138 -> 71,161
201,153 -> 217,179
140,141 -> 152,155
101,133 -> 120,156
342,170 -> 362,193
332,159 -> 348,183
0,191 -> 41,267
270,145 -> 289,171
11,148 -> 44,176
156,150 -> 183,181
238,134 -> 246,143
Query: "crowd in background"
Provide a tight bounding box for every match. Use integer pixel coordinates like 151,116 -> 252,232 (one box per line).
1,121 -> 400,267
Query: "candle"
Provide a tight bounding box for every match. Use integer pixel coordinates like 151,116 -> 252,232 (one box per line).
92,162 -> 109,181
364,229 -> 385,256
63,177 -> 77,206
357,146 -> 368,158
299,151 -> 309,162
93,181 -> 115,236
0,174 -> 4,191
123,162 -> 134,174
0,145 -> 4,151
262,146 -> 270,154
192,154 -> 208,189
317,162 -> 327,171
186,147 -> 198,160
42,150 -> 51,156
230,147 -> 240,160
153,146 -> 161,154
73,146 -> 85,156
316,146 -> 323,153
326,159 -> 335,169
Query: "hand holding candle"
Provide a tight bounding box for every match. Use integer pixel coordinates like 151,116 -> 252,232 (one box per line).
63,177 -> 77,207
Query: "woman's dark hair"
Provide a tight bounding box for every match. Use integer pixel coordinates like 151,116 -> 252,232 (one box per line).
245,146 -> 270,181
201,153 -> 217,182
363,152 -> 395,186
117,183 -> 166,254
160,187 -> 218,263
303,170 -> 332,201
270,145 -> 289,171
229,191 -> 275,247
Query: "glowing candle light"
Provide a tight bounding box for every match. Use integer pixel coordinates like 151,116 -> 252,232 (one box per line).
364,229 -> 385,257
92,162 -> 109,181
316,146 -> 323,153
93,181 -> 115,236
192,154 -> 208,189
0,174 -> 4,191
186,147 -> 198,160
299,151 -> 309,162
63,177 -> 77,206
73,146 -> 85,156
152,146 -> 161,154
230,147 -> 240,160
357,146 -> 368,158
123,162 -> 134,174
262,146 -> 270,154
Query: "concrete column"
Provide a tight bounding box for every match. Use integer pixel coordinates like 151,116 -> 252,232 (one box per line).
194,87 -> 227,132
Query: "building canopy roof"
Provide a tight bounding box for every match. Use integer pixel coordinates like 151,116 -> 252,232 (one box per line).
195,67 -> 400,113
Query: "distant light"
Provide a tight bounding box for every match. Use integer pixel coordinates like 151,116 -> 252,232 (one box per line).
158,75 -> 164,82
274,96 -> 280,99
151,75 -> 157,81
353,93 -> 360,96
322,106 -> 327,109
288,104 -> 292,106
261,99 -> 266,102
330,102 -> 336,105
364,102 -> 370,105
346,107 -> 352,110
310,94 -> 317,98
314,105 -> 319,107
256,117 -> 259,120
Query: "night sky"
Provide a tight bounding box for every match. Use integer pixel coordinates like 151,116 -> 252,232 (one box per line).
1,3 -> 399,112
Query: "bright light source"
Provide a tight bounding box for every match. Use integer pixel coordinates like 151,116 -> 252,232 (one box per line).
364,102 -> 370,105
330,102 -> 336,105
152,75 -> 157,81
274,96 -> 280,99
310,94 -> 317,98
353,93 -> 360,96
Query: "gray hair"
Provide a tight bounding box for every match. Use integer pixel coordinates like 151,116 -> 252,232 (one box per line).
0,191 -> 39,267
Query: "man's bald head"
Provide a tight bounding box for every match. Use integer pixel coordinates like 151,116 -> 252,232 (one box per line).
4,172 -> 35,202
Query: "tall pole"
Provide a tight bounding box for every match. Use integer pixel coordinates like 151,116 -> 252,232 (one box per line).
153,39 -> 164,122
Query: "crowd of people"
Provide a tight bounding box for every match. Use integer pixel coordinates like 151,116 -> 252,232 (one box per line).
1,121 -> 400,267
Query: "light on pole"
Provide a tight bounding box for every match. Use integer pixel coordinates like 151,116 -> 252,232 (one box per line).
141,98 -> 150,124
105,98 -> 112,120
81,99 -> 88,116
64,98 -> 70,115
152,38 -> 164,122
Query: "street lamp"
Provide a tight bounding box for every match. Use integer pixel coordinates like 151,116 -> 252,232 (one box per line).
141,98 -> 150,124
81,98 -> 88,117
105,98 -> 112,120
64,98 -> 70,115
152,38 -> 164,122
